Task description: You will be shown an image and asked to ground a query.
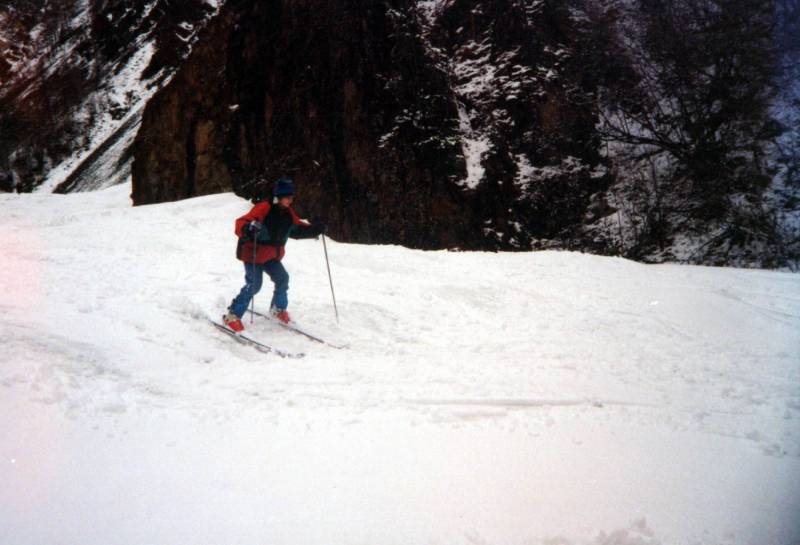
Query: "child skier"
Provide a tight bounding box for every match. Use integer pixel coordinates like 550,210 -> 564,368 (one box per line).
223,178 -> 325,332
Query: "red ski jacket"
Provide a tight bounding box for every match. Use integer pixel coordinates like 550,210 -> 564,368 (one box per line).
234,202 -> 312,263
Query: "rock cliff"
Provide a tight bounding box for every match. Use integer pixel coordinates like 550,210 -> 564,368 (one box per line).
132,0 -> 605,249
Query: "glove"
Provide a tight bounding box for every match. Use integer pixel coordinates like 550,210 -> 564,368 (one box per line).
244,220 -> 262,239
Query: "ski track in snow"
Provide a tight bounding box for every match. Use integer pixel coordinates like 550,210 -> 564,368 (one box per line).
1,183 -> 799,545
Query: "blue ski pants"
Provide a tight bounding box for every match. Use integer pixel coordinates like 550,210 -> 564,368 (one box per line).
229,260 -> 289,318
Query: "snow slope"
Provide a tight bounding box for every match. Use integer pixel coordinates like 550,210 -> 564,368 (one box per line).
1,183 -> 799,545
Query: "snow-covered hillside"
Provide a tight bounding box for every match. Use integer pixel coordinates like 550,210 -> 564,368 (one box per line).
1,184 -> 799,545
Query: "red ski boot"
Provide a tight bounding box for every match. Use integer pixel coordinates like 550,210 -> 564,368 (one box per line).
273,309 -> 291,324
223,312 -> 245,333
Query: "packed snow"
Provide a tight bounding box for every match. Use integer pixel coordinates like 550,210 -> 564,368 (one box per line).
1,182 -> 799,545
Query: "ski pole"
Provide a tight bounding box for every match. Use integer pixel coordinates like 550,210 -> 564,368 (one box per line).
250,235 -> 257,324
321,233 -> 339,323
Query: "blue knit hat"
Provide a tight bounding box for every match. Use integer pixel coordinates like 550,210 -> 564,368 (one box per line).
273,177 -> 295,197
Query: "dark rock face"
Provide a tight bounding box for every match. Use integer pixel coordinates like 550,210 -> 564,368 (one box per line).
424,0 -> 608,247
133,0 -> 605,250
3,0 -> 793,265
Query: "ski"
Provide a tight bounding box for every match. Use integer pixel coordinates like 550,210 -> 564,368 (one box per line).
250,309 -> 348,349
209,319 -> 305,358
